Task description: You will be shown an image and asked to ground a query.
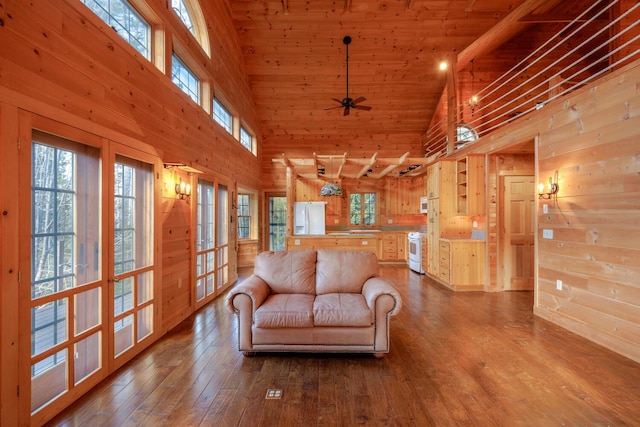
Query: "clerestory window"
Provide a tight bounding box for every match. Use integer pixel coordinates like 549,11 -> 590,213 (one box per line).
171,53 -> 200,104
81,0 -> 150,59
213,99 -> 233,134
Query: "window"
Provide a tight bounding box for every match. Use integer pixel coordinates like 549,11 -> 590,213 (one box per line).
268,195 -> 287,251
81,0 -> 150,59
350,192 -> 377,226
213,99 -> 233,134
171,0 -> 195,35
171,53 -> 200,104
237,194 -> 250,239
456,125 -> 478,149
240,126 -> 254,154
169,0 -> 210,57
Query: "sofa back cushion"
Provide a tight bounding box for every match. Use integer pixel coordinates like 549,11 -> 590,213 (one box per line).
315,250 -> 379,294
254,249 -> 317,294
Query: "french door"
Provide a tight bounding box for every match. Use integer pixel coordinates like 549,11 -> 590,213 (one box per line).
266,193 -> 287,251
194,178 -> 229,308
20,118 -> 160,425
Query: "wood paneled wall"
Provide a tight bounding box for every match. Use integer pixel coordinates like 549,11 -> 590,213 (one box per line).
534,64 -> 640,363
0,1 -> 261,420
453,60 -> 640,363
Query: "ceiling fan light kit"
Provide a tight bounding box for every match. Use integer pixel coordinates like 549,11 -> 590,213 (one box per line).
325,35 -> 372,116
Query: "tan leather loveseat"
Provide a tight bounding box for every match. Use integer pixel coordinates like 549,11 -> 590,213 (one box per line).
226,249 -> 402,357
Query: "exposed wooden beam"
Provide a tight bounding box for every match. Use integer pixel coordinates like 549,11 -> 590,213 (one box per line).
377,152 -> 409,178
336,152 -> 348,179
457,0 -> 564,70
312,152 -> 319,179
355,152 -> 378,178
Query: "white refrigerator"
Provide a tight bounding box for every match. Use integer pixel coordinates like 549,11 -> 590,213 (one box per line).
294,201 -> 326,235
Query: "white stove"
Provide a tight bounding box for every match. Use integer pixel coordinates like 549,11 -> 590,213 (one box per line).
407,232 -> 426,274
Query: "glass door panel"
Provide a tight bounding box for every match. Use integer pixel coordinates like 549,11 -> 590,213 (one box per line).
268,194 -> 287,251
111,154 -> 155,362
196,179 -> 215,303
29,131 -> 103,416
216,184 -> 228,291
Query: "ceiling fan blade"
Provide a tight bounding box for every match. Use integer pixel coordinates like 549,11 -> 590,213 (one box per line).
324,105 -> 344,110
344,107 -> 350,116
330,98 -> 343,104
351,96 -> 367,105
352,104 -> 372,111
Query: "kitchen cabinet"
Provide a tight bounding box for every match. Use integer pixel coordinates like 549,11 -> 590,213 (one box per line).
286,235 -> 378,255
380,232 -> 408,262
426,163 -> 440,199
456,155 -> 485,216
438,239 -> 485,290
426,198 -> 439,277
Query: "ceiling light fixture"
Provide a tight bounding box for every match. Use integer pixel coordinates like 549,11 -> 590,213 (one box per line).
320,156 -> 343,196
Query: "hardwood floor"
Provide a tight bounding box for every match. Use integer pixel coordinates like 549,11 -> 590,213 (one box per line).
48,265 -> 640,426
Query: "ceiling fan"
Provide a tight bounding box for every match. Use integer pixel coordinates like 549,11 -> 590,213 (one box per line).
325,36 -> 372,116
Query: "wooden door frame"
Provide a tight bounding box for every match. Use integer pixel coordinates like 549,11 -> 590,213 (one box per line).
499,174 -> 536,291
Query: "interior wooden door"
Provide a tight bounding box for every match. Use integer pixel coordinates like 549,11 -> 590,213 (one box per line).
502,176 -> 535,290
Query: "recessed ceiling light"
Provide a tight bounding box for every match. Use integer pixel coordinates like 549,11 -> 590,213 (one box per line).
439,61 -> 447,71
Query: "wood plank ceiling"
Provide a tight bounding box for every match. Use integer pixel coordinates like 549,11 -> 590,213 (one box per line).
229,0 -> 565,180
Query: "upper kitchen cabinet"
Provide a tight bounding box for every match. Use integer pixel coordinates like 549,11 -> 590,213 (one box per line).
426,160 -> 456,200
426,163 -> 440,199
456,155 -> 486,216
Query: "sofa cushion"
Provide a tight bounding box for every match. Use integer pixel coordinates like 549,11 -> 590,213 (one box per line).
313,293 -> 373,327
315,250 -> 379,294
254,249 -> 317,294
254,294 -> 315,328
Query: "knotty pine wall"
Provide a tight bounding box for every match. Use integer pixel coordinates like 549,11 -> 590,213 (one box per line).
0,0 -> 260,340
534,64 -> 640,364
453,59 -> 640,363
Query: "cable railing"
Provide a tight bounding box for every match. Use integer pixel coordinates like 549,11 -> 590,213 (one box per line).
424,0 -> 640,158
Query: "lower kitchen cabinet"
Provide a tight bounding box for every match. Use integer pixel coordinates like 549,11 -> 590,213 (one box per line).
380,232 -> 408,262
437,239 -> 486,290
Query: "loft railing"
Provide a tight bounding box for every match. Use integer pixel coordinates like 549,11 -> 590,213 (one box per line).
423,0 -> 640,158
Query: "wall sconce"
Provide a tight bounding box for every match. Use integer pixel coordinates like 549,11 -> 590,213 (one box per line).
468,59 -> 479,115
468,95 -> 479,114
175,179 -> 191,200
538,175 -> 559,199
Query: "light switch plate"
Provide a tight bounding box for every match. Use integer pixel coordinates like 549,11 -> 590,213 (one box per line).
543,229 -> 554,239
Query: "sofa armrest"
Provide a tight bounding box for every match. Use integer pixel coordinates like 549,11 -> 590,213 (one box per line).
225,275 -> 271,314
362,277 -> 402,316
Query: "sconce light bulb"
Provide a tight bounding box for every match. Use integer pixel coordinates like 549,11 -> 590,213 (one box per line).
538,182 -> 545,194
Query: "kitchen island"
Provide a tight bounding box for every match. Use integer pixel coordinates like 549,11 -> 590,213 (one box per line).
285,231 -> 408,263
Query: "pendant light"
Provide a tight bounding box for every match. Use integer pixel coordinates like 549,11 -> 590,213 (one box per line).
320,156 -> 343,196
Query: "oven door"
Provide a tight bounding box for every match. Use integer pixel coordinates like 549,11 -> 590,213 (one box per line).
408,235 -> 423,273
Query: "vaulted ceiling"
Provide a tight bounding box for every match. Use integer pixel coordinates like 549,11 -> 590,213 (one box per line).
229,0 -> 570,178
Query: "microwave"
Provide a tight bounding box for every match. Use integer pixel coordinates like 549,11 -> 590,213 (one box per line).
419,196 -> 429,213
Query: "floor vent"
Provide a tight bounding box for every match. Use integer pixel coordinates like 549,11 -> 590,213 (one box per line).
265,389 -> 282,399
